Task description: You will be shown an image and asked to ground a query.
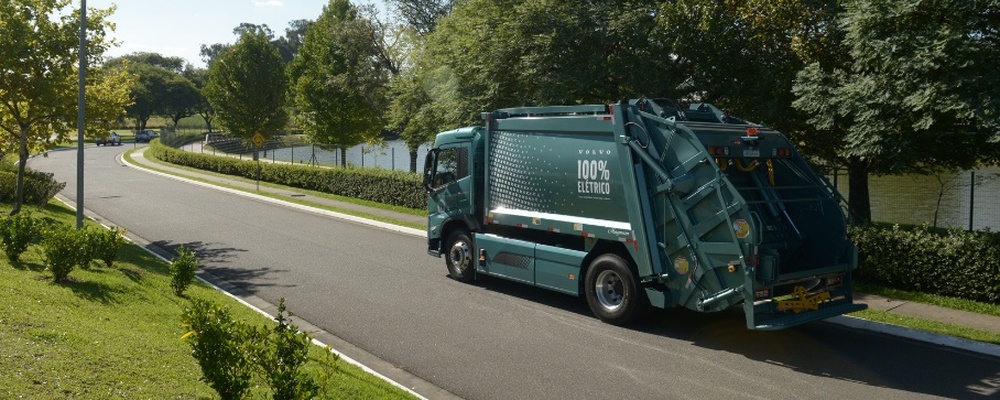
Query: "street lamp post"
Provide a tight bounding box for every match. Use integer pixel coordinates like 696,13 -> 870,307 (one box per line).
76,0 -> 86,229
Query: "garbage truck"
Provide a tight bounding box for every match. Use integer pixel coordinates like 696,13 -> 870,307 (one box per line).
422,98 -> 866,330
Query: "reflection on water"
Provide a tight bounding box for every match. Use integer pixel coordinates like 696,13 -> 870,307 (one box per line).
830,168 -> 1000,231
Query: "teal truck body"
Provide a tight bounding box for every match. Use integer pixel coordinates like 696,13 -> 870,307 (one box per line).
423,99 -> 866,330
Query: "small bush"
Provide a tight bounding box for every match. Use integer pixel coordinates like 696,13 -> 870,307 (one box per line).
75,228 -> 102,270
181,299 -> 256,400
170,246 -> 199,296
258,298 -> 318,400
42,226 -> 86,281
852,224 -> 1000,304
0,169 -> 66,207
87,227 -> 127,268
0,212 -> 45,263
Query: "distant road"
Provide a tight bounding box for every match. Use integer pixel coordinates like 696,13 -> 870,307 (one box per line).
28,145 -> 1000,400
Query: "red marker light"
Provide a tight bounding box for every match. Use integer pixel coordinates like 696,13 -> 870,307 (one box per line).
746,127 -> 759,137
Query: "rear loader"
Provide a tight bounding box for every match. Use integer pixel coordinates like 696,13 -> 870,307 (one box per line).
423,99 -> 866,330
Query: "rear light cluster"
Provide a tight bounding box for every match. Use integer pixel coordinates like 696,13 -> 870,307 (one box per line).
772,148 -> 793,157
708,146 -> 730,156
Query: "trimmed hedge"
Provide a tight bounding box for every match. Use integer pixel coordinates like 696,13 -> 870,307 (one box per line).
148,141 -> 426,209
852,224 -> 1000,304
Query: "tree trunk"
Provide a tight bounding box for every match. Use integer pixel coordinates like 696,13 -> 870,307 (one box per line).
202,115 -> 214,133
340,147 -> 347,167
409,148 -> 418,173
847,156 -> 871,224
10,127 -> 29,215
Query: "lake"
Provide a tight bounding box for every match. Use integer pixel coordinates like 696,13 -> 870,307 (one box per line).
829,168 -> 1000,231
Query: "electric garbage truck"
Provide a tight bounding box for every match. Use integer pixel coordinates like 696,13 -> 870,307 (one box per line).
423,99 -> 866,330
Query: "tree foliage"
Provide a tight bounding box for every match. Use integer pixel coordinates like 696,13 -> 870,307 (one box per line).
204,30 -> 288,142
161,73 -> 200,129
0,0 -> 120,214
415,0 -> 676,131
185,67 -> 216,132
387,0 -> 453,35
793,0 -> 1000,221
116,63 -> 174,132
288,0 -> 384,166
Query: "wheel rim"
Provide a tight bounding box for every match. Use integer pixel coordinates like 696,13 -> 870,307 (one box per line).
448,239 -> 471,272
594,269 -> 624,311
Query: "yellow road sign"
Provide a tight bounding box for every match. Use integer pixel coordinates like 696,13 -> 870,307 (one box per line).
252,133 -> 265,148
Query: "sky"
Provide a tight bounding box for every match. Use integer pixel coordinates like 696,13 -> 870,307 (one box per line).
86,0 -> 384,69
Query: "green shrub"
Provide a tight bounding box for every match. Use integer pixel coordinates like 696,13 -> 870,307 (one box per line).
258,298 -> 318,400
42,226 -> 86,281
86,226 -> 127,268
149,141 -> 425,209
181,299 -> 256,400
0,212 -> 45,263
852,224 -> 1000,304
24,172 -> 66,206
0,172 -> 16,202
0,168 -> 66,207
170,246 -> 199,296
75,228 -> 102,270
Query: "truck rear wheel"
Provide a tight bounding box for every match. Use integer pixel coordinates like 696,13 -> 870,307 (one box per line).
585,254 -> 642,325
445,230 -> 475,282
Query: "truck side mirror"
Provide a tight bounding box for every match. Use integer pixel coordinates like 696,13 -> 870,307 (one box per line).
422,149 -> 438,192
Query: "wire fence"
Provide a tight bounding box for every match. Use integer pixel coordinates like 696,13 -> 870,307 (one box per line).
169,127 -> 432,173
824,167 -> 1000,231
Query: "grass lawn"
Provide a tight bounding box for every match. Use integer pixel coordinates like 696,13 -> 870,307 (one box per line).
0,201 -> 417,399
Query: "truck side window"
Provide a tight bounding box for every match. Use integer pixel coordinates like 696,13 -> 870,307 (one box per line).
433,147 -> 468,189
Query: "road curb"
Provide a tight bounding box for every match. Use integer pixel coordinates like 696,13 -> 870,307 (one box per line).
826,315 -> 1000,358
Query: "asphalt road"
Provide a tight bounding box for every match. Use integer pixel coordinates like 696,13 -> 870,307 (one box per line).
28,145 -> 1000,400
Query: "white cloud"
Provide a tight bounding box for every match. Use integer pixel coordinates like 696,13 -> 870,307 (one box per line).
251,0 -> 283,6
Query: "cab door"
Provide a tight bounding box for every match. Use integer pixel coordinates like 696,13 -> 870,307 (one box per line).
425,144 -> 474,240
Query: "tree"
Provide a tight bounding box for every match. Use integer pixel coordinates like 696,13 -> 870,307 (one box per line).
387,61 -> 438,172
114,51 -> 187,74
273,19 -> 313,64
655,0 -> 845,134
204,30 -> 288,143
387,0 -> 453,35
204,20 -> 314,67
0,0 -> 119,214
411,0 -> 676,131
288,0 -> 384,166
120,63 -> 174,133
161,74 -> 200,130
792,0 -> 1000,222
185,67 -> 216,132
200,43 -> 230,67
85,63 -> 137,137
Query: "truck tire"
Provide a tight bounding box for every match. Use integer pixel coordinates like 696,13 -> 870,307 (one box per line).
445,230 -> 475,282
585,254 -> 643,325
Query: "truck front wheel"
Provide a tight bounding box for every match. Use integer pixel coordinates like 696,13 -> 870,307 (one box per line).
445,230 -> 475,282
585,254 -> 643,325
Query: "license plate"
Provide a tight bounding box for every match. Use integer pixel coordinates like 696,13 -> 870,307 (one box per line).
743,148 -> 760,157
